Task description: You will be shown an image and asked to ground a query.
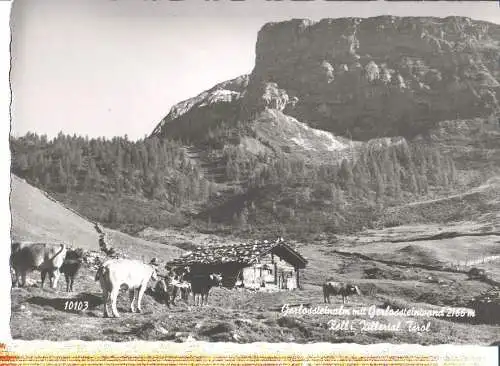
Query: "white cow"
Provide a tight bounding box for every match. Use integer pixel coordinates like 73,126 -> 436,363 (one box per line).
95,259 -> 158,318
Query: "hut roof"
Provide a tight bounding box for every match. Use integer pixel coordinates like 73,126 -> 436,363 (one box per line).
167,238 -> 307,269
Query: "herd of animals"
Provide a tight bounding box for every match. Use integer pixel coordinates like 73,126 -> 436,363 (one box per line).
10,241 -> 363,319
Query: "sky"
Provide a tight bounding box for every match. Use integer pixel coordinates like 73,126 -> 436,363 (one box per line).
9,0 -> 500,141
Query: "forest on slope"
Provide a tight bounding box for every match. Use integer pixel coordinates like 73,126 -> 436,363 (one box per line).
11,130 -> 463,238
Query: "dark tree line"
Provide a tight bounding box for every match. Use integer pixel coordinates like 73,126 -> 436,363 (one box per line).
222,139 -> 457,203
11,131 -> 459,235
215,138 -> 459,236
11,132 -> 214,209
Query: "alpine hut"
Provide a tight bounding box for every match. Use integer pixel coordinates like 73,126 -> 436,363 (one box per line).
167,238 -> 307,290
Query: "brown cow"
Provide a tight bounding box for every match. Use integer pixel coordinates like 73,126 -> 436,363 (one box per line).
60,248 -> 84,292
323,281 -> 362,304
10,242 -> 67,289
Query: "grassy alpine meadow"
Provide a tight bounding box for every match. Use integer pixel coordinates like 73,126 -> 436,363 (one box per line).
9,174 -> 500,344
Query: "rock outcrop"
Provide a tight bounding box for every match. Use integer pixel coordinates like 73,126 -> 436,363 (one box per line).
152,75 -> 249,139
242,16 -> 500,139
152,16 -> 499,142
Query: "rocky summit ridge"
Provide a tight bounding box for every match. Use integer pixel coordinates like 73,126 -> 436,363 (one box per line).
153,16 -> 500,143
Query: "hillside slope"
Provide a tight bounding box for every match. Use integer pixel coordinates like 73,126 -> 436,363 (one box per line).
10,174 -> 182,260
382,175 -> 500,227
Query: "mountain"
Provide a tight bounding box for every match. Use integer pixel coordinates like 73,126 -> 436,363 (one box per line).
10,16 -> 500,238
244,16 -> 500,140
153,16 -> 500,143
146,16 -> 500,234
151,75 -> 249,141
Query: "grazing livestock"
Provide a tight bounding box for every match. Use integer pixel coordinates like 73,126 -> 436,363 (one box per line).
95,259 -> 158,318
468,267 -> 487,280
10,242 -> 67,289
154,267 -> 192,306
189,273 -> 222,306
176,281 -> 192,303
171,268 -> 192,304
323,281 -> 362,304
60,249 -> 84,292
154,275 -> 178,307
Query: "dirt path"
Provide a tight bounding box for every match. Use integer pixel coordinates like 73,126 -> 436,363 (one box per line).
394,176 -> 500,209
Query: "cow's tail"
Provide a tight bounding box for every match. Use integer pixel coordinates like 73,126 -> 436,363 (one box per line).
48,243 -> 67,263
57,243 -> 66,256
50,243 -> 66,259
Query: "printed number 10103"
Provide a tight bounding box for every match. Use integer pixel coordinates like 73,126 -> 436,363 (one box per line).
64,301 -> 89,311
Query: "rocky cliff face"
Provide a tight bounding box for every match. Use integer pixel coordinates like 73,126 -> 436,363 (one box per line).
242,16 -> 500,140
153,16 -> 499,143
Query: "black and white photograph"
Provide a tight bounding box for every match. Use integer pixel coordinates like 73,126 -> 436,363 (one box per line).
6,0 -> 500,356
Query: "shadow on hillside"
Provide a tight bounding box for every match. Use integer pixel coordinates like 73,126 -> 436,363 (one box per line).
25,292 -> 102,312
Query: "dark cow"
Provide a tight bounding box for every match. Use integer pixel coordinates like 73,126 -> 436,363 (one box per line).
10,242 -> 67,289
188,273 -> 222,306
468,267 -> 487,280
60,248 -> 84,292
323,281 -> 362,304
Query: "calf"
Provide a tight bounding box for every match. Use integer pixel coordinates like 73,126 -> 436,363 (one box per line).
10,242 -> 67,289
189,273 -> 222,306
171,268 -> 192,304
95,259 -> 158,318
60,249 -> 84,292
176,281 -> 192,303
323,281 -> 362,304
154,275 -> 178,307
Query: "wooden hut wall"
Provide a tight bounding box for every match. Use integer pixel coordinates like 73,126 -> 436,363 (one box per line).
219,264 -> 245,288
240,253 -> 298,289
276,262 -> 297,290
167,242 -> 306,290
270,253 -> 298,290
188,262 -> 244,288
241,267 -> 262,287
241,253 -> 274,288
